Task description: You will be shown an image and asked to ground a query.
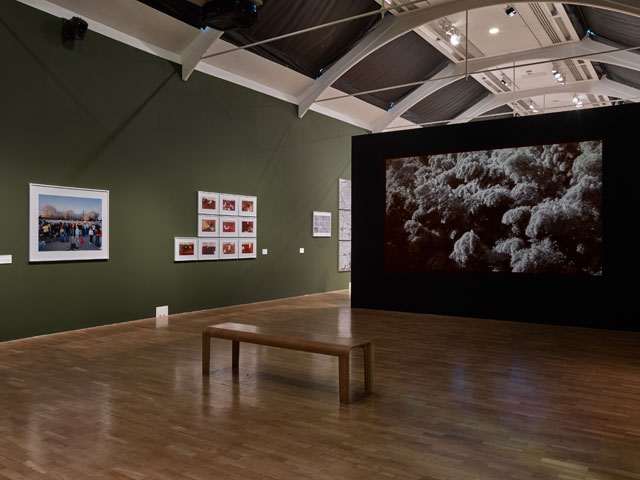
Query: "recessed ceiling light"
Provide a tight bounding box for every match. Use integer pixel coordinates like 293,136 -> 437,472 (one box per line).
489,27 -> 499,34
450,33 -> 460,46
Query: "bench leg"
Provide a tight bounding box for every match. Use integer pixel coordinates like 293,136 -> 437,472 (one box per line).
363,343 -> 374,393
202,332 -> 210,375
339,354 -> 349,404
232,341 -> 240,370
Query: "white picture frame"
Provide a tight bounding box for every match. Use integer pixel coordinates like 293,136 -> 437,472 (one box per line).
174,237 -> 198,262
238,195 -> 257,217
198,238 -> 219,260
198,214 -> 219,237
198,191 -> 219,214
339,179 -> 352,210
339,241 -> 351,272
220,238 -> 239,259
239,238 -> 257,259
239,218 -> 257,237
312,211 -> 332,237
29,183 -> 109,262
220,194 -> 239,216
220,216 -> 239,237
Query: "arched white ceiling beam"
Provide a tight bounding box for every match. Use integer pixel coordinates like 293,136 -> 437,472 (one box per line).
371,36 -> 640,132
181,27 -> 224,81
448,78 -> 640,124
297,0 -> 640,119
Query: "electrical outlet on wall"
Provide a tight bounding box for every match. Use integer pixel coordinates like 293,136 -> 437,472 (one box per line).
0,255 -> 12,264
299,248 -> 304,254
156,306 -> 168,317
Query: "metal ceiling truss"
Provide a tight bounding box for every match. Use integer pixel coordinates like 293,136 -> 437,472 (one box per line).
449,77 -> 640,124
181,27 -> 224,81
371,36 -> 640,132
295,0 -> 640,119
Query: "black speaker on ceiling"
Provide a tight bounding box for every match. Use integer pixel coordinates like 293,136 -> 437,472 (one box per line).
62,16 -> 88,41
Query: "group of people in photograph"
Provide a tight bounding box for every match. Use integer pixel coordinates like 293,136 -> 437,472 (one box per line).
38,219 -> 102,251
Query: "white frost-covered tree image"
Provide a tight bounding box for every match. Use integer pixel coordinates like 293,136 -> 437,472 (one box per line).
385,140 -> 602,275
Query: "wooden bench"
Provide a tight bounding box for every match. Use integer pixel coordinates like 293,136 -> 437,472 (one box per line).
202,322 -> 374,404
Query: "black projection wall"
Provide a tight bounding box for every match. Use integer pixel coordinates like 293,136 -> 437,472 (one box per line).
352,104 -> 640,331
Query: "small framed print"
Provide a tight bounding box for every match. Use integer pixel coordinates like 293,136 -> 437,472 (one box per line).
313,211 -> 332,237
174,237 -> 198,262
239,238 -> 257,259
220,217 -> 238,237
198,215 -> 219,237
198,191 -> 219,214
238,195 -> 257,217
239,218 -> 256,237
220,238 -> 238,259
220,194 -> 238,215
198,238 -> 219,260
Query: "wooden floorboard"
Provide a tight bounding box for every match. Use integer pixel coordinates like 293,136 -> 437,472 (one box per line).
1,291 -> 639,479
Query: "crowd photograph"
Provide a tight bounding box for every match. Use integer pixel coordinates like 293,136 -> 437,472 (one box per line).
37,194 -> 103,252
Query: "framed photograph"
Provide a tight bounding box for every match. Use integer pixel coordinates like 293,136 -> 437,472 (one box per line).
198,215 -> 219,237
239,218 -> 257,237
198,238 -> 219,260
339,210 -> 351,241
313,211 -> 332,237
220,238 -> 239,260
339,241 -> 351,272
220,194 -> 238,216
174,237 -> 198,262
198,191 -> 219,214
238,195 -> 257,217
220,217 -> 238,237
29,183 -> 109,262
339,179 -> 352,210
239,238 -> 257,259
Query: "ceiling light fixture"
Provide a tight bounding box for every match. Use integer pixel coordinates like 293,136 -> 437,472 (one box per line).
552,69 -> 565,84
450,33 -> 461,46
573,94 -> 583,107
505,6 -> 517,17
489,27 -> 500,34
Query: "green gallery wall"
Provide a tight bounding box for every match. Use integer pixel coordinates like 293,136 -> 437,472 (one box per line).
0,1 -> 361,342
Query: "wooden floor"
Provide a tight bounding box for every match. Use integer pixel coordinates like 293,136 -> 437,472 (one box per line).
1,292 -> 639,480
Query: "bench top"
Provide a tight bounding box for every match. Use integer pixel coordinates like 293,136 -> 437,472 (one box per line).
203,322 -> 371,356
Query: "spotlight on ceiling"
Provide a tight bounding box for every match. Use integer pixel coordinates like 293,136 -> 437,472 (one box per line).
489,27 -> 500,34
573,94 -> 583,107
450,33 -> 461,46
505,6 -> 517,17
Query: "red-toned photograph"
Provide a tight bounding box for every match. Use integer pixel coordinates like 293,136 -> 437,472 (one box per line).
222,221 -> 236,233
241,200 -> 254,213
241,220 -> 253,233
201,197 -> 216,210
201,242 -> 216,255
201,219 -> 216,233
241,241 -> 254,254
179,242 -> 195,256
223,199 -> 236,211
222,242 -> 236,254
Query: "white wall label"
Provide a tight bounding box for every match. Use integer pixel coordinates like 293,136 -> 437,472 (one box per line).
0,255 -> 12,264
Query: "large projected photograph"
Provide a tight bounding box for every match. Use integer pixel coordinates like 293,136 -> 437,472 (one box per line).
385,140 -> 602,275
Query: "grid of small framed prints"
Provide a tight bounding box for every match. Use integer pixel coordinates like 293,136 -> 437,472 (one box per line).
174,192 -> 257,261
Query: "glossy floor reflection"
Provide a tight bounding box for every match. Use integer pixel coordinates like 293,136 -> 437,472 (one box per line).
0,291 -> 639,479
